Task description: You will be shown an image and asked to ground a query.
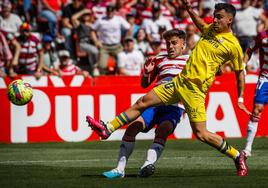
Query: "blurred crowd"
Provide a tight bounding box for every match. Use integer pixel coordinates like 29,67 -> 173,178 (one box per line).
1,0 -> 268,79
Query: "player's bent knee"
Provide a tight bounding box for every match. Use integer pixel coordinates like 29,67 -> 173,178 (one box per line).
134,97 -> 149,110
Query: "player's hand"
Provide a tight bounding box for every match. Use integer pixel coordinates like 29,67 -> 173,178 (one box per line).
144,57 -> 155,74
237,102 -> 252,116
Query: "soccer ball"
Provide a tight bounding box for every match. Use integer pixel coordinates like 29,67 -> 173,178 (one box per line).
7,79 -> 33,105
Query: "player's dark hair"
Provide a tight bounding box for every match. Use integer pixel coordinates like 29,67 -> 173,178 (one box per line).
215,3 -> 236,17
163,29 -> 186,41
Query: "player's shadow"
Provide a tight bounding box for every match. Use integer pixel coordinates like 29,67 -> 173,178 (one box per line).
81,174 -> 103,178
80,174 -> 138,178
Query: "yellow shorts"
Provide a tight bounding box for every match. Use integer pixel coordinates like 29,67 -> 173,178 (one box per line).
153,75 -> 206,123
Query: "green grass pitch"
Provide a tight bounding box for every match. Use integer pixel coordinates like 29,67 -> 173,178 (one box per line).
0,138 -> 268,188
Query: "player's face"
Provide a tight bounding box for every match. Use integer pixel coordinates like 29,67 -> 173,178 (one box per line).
166,36 -> 185,58
213,9 -> 233,33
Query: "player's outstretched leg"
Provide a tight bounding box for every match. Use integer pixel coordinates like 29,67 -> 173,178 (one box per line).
102,121 -> 144,179
86,115 -> 111,139
86,90 -> 163,139
191,122 -> 248,176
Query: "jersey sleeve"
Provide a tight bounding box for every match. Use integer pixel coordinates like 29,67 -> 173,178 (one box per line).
202,24 -> 213,34
230,43 -> 244,71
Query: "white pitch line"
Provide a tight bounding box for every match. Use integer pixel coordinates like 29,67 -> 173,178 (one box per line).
0,157 -> 189,165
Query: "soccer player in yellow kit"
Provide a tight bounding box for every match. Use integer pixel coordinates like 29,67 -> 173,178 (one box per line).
87,2 -> 251,176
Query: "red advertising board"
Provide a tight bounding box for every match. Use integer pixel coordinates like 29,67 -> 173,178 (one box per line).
0,74 -> 267,143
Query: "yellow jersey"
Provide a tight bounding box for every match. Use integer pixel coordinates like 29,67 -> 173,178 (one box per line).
180,24 -> 244,93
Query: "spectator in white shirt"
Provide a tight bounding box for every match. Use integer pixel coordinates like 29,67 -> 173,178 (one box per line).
118,37 -> 145,76
91,4 -> 131,75
183,23 -> 200,55
0,1 -> 22,35
233,0 -> 268,52
142,6 -> 172,43
134,28 -> 152,56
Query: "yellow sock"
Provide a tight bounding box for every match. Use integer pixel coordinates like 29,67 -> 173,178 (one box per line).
219,140 -> 239,160
108,112 -> 131,132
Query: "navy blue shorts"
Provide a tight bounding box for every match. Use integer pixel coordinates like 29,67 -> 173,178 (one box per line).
141,105 -> 184,133
254,80 -> 268,105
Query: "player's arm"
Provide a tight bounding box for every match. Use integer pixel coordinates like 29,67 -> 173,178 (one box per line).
180,0 -> 207,32
141,57 -> 157,88
235,70 -> 251,115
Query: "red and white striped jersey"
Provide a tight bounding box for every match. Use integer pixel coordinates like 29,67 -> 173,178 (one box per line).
152,54 -> 189,86
172,18 -> 193,31
17,35 -> 42,72
60,59 -> 80,76
87,0 -> 113,20
160,4 -> 173,22
140,7 -> 153,19
228,0 -> 241,10
252,31 -> 268,78
150,54 -> 189,108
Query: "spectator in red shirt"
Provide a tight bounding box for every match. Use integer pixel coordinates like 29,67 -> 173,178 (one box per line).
55,50 -> 89,77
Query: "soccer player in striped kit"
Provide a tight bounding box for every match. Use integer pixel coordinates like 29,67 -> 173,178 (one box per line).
101,29 -> 188,179
243,30 -> 268,157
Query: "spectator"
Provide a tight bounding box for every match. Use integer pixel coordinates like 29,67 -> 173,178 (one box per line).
233,0 -> 268,52
0,30 -> 12,77
42,33 -> 60,75
183,23 -> 200,54
200,1 -> 214,24
117,36 -> 145,76
159,0 -> 176,22
39,0 -> 66,37
139,0 -> 154,20
114,0 -> 134,18
61,0 -> 84,56
126,12 -> 140,38
72,8 -> 99,76
15,23 -> 43,79
142,6 -> 172,43
0,0 -> 22,35
173,7 -> 192,31
55,50 -> 89,77
147,40 -> 162,58
86,0 -> 111,20
228,0 -> 241,9
5,31 -> 21,78
134,28 -> 151,56
91,4 -> 131,74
